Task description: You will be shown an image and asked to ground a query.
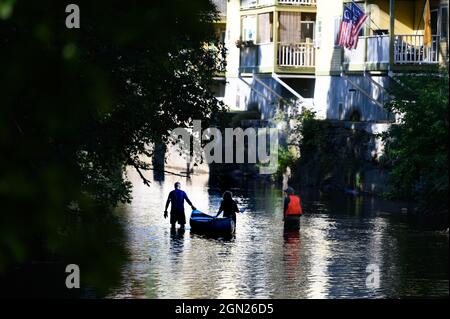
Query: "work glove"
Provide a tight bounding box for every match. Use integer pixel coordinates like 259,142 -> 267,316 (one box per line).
164,211 -> 168,219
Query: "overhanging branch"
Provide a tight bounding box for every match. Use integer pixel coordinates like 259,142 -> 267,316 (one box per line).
131,162 -> 151,187
126,154 -> 190,187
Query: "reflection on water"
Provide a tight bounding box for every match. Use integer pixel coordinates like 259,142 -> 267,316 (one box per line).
108,169 -> 449,299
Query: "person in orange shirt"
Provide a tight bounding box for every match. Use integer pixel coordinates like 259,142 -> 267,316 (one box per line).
283,187 -> 303,226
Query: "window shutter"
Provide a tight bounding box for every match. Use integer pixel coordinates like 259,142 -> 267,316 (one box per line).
257,13 -> 271,44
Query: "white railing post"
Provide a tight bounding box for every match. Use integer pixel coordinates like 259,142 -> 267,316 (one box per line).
394,34 -> 439,64
277,42 -> 315,67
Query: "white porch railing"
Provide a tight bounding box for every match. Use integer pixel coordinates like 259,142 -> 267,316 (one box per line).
278,42 -> 315,67
240,0 -> 316,7
394,35 -> 440,64
344,35 -> 390,65
343,34 -> 440,66
258,43 -> 275,68
367,35 -> 390,63
277,0 -> 316,5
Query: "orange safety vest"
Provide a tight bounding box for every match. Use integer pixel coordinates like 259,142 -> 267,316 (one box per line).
285,195 -> 303,216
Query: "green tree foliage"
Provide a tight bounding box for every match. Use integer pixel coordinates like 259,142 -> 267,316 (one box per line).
381,70 -> 449,216
272,106 -> 315,179
290,106 -> 373,192
294,106 -> 319,154
0,0 -> 225,292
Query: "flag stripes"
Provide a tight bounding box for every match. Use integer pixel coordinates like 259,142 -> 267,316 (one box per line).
337,2 -> 368,50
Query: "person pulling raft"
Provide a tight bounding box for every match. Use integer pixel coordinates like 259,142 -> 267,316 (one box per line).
215,191 -> 239,224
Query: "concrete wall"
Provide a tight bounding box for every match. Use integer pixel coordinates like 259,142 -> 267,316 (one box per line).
223,77 -> 251,111
314,75 -> 392,122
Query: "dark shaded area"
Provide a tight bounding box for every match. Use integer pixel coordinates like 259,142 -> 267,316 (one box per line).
208,110 -> 263,184
152,143 -> 167,183
0,0 -> 225,297
292,118 -> 375,193
381,70 -> 449,224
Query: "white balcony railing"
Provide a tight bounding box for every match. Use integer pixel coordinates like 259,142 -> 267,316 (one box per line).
278,42 -> 315,67
278,0 -> 316,5
344,35 -> 390,65
240,0 -> 316,8
394,35 -> 440,64
367,35 -> 390,63
343,34 -> 440,66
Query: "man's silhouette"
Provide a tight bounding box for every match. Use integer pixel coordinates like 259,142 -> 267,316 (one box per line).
164,182 -> 196,230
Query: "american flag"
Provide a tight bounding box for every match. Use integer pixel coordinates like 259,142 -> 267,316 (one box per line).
337,2 -> 368,50
337,5 -> 353,48
349,2 -> 368,49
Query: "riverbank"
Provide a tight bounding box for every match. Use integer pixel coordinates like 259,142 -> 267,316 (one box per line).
287,118 -> 448,229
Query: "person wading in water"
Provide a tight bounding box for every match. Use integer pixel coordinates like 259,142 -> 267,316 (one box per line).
164,182 -> 196,230
215,191 -> 239,224
283,187 -> 303,227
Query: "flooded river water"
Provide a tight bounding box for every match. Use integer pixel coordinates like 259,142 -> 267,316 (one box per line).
108,169 -> 448,299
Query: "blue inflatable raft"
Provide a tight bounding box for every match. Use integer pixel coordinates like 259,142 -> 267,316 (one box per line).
189,210 -> 235,235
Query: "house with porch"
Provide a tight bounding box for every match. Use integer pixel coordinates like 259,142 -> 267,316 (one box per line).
314,0 -> 448,122
213,0 -> 448,122
220,0 -> 318,119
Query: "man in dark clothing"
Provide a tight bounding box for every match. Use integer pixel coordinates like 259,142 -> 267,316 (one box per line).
164,182 -> 196,230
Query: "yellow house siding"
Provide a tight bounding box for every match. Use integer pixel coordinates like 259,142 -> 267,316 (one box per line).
395,0 -> 416,34
366,0 -> 415,34
367,0 -> 442,35
367,1 -> 390,31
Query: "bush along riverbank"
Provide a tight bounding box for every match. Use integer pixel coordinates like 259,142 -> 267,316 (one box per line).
289,112 -> 389,196
282,112 -> 447,230
208,104 -> 390,194
283,69 -> 448,229
380,69 -> 448,223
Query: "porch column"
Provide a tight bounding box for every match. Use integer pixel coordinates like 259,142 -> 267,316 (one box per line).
389,0 -> 395,67
364,0 -> 368,65
273,9 -> 279,70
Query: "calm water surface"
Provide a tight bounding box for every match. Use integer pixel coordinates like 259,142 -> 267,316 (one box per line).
108,170 -> 449,299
